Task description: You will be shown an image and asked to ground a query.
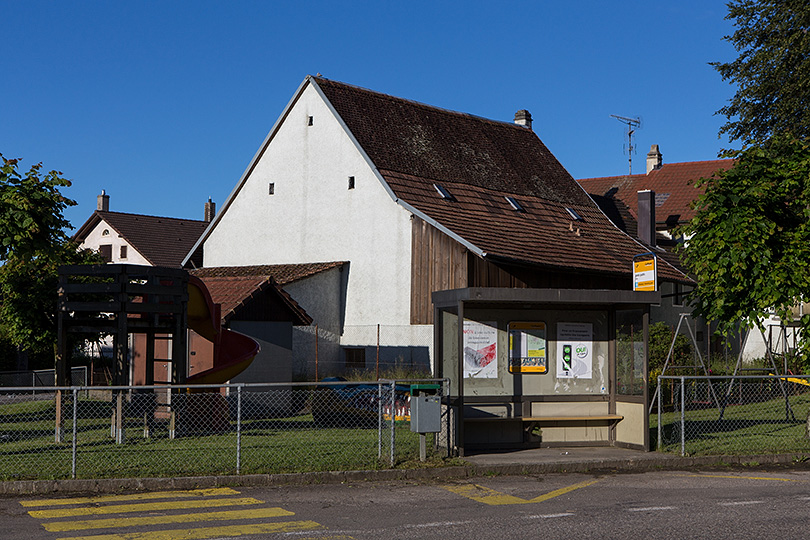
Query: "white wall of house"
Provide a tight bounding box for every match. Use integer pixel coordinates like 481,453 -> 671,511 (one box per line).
204,83 -> 415,352
79,220 -> 150,265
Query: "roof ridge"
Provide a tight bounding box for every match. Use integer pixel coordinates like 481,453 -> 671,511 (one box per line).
98,210 -> 207,224
311,75 -> 527,131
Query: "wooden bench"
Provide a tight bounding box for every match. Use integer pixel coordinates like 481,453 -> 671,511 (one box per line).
465,414 -> 624,435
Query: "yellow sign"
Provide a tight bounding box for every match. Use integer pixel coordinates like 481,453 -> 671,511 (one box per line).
633,257 -> 657,292
508,322 -> 547,373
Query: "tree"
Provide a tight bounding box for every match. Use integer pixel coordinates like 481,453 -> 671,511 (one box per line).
0,154 -> 100,367
713,0 -> 810,145
679,136 -> 810,359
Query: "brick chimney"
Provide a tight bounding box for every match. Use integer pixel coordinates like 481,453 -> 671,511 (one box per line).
97,189 -> 109,212
638,190 -> 656,247
646,144 -> 662,173
204,197 -> 216,222
514,110 -> 532,130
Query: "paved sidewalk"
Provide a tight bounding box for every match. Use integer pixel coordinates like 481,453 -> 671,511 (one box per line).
1,447 -> 804,497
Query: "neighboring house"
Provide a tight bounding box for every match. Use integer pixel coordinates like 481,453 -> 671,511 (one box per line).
73,192 -> 312,385
577,148 -> 775,363
184,76 -> 691,377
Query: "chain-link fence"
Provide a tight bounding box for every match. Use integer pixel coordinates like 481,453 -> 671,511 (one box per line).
0,379 -> 449,481
0,367 -> 88,388
655,375 -> 810,456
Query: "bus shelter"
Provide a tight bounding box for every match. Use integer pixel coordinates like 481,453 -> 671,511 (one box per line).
433,287 -> 659,456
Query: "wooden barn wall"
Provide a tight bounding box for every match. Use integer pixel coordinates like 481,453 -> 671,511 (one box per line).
410,218 -> 467,324
469,256 -> 630,290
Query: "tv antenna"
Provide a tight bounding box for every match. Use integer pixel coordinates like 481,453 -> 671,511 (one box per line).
611,114 -> 641,175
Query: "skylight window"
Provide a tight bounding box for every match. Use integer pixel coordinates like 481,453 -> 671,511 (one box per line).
505,196 -> 525,212
433,184 -> 456,201
565,207 -> 584,221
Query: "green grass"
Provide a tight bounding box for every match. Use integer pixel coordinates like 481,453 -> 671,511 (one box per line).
0,397 -> 443,480
651,384 -> 810,456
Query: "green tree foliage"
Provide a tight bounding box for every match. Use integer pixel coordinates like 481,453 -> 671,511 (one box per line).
679,136 -> 810,354
0,154 -> 100,363
713,0 -> 810,145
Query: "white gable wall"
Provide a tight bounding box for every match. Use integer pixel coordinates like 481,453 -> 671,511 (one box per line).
78,219 -> 151,265
204,83 -> 414,331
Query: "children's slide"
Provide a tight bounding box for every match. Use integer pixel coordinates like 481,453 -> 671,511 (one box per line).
184,275 -> 260,385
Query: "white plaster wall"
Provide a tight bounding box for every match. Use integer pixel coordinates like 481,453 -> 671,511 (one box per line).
79,219 -> 151,265
204,83 -> 414,328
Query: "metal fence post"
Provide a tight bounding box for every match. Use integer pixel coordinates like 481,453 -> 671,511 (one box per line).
236,385 -> 242,475
657,376 -> 662,451
680,376 -> 685,456
390,380 -> 395,467
377,382 -> 382,459
72,388 -> 78,479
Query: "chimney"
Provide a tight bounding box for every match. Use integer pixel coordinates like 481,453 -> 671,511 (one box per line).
646,144 -> 662,173
204,197 -> 216,222
97,189 -> 109,212
514,110 -> 532,130
638,190 -> 656,247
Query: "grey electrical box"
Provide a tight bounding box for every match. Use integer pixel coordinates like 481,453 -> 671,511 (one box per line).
410,395 -> 441,433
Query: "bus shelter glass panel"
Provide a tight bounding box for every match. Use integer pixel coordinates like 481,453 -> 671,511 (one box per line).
616,309 -> 644,395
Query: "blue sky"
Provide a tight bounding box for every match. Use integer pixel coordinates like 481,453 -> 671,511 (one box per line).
2,1 -> 736,230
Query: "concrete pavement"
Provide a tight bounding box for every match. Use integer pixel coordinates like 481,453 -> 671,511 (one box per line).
1,446 -> 806,497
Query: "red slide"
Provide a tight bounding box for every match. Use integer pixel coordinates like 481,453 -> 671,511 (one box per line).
185,275 -> 260,385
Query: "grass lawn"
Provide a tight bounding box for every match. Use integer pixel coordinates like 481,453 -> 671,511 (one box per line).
651,384 -> 810,456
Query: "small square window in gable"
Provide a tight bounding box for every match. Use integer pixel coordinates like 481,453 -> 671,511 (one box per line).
268,183 -> 275,196
120,245 -> 128,259
348,176 -> 355,190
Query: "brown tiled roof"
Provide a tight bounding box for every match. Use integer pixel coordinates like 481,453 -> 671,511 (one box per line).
314,77 -> 590,205
578,159 -> 734,225
191,262 -> 346,285
381,169 -> 688,282
74,211 -> 208,267
196,275 -> 311,325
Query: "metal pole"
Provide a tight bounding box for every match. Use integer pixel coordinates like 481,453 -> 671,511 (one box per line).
236,385 -> 242,475
680,376 -> 685,456
657,376 -> 662,451
72,388 -> 78,479
390,380 -> 395,467
376,324 -> 380,380
315,324 -> 319,382
377,382 -> 382,459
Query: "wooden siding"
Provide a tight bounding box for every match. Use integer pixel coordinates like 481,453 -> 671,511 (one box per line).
411,218 -> 468,324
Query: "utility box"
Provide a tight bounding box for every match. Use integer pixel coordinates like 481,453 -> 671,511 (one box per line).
410,384 -> 441,433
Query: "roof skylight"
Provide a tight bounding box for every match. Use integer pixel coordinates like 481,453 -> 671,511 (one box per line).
505,196 -> 525,212
433,184 -> 456,201
565,207 -> 584,221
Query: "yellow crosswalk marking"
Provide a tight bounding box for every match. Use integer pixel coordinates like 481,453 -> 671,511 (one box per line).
43,507 -> 295,532
443,478 -> 599,506
21,488 -> 240,507
56,520 -> 323,540
29,497 -> 263,519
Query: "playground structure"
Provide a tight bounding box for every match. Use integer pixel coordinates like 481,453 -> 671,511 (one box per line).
56,264 -> 260,440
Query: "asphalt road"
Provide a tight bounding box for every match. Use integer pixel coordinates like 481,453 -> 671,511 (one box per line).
4,469 -> 810,539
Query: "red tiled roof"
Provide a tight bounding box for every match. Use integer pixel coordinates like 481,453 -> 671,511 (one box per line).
191,262 -> 346,285
74,211 -> 208,267
578,160 -> 734,225
381,169 -> 688,282
197,275 -> 311,326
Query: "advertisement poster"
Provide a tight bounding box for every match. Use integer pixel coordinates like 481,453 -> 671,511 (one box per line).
508,322 -> 547,373
463,320 -> 498,378
556,322 -> 593,379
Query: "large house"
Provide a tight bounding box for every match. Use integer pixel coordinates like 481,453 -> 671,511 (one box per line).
184,76 -> 691,377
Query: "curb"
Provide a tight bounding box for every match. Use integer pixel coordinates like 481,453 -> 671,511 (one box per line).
1,453 -> 804,497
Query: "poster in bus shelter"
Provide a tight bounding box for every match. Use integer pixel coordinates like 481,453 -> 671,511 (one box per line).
508,322 -> 547,373
556,322 -> 593,379
463,320 -> 498,378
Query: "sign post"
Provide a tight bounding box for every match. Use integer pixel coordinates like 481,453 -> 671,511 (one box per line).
633,252 -> 658,292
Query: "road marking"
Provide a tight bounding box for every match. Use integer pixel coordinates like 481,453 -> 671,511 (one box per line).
21,488 -> 240,508
402,521 -> 473,529
54,520 -> 323,540
677,473 -> 799,483
42,507 -> 295,532
628,506 -> 676,512
442,479 -> 599,506
719,500 -> 765,506
525,513 -> 575,519
28,497 -> 264,519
